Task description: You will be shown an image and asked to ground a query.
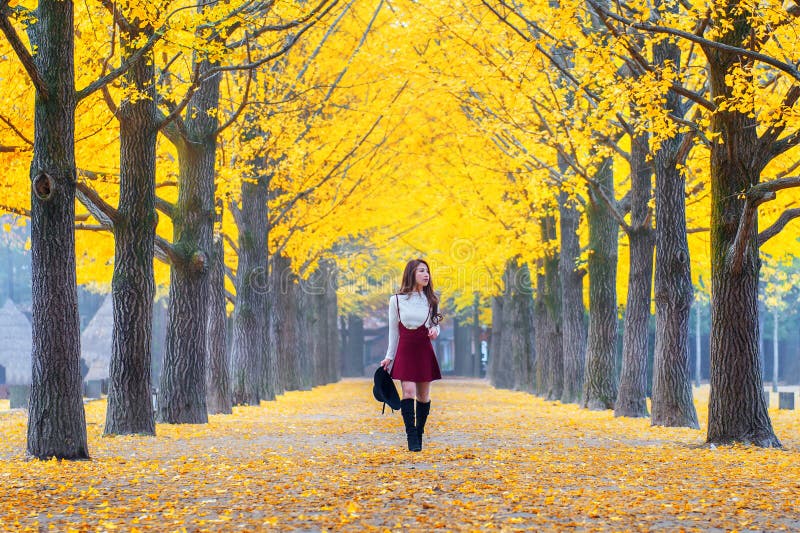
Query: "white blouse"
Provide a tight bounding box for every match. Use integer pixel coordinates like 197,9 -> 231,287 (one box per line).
385,292 -> 440,360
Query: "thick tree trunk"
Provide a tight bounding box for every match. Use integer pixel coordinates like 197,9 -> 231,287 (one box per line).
158,55 -> 221,424
649,27 -> 699,429
299,268 -> 326,388
206,233 -> 231,414
325,262 -> 340,384
537,217 -> 562,400
293,279 -> 312,390
706,27 -> 778,446
310,259 -> 338,386
268,254 -> 302,391
559,191 -> 586,404
496,260 -> 534,391
615,132 -> 654,418
25,0 -> 89,459
583,160 -> 619,410
230,177 -> 268,405
513,264 -> 536,393
472,297 -> 482,377
105,37 -> 157,436
454,318 -> 471,376
488,295 -> 510,388
343,314 -> 364,376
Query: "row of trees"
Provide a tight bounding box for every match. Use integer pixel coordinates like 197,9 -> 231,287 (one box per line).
1,0 -> 798,459
0,0 -> 417,459
472,0 -> 800,447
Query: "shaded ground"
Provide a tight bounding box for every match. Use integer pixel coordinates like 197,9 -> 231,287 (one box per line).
1,379 -> 799,531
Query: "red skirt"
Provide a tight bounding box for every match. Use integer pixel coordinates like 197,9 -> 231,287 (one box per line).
390,322 -> 442,382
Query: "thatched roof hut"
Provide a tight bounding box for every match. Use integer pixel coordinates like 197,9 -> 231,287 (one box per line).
0,299 -> 32,385
81,294 -> 113,381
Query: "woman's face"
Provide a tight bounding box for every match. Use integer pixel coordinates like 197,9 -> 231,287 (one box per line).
414,263 -> 430,288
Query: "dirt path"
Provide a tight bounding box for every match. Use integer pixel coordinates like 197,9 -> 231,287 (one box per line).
1,378 -> 799,531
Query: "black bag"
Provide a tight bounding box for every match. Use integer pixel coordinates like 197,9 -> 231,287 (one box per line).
373,366 -> 401,413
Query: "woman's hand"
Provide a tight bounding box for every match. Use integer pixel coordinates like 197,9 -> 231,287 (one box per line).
428,327 -> 439,340
380,357 -> 392,370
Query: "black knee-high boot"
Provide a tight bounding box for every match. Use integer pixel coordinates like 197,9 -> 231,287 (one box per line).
400,399 -> 421,452
416,400 -> 430,449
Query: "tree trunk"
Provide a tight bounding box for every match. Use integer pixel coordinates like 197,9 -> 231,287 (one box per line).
511,263 -> 536,393
25,0 -> 89,460
583,160 -> 619,410
230,177 -> 268,405
158,54 -> 221,424
650,25 -> 699,429
472,297 -> 482,377
299,270 -> 324,388
695,305 -> 702,387
206,232 -> 231,414
538,217 -> 563,400
559,191 -> 586,404
293,279 -> 312,390
488,295 -> 509,388
494,260 -> 535,391
325,262 -> 340,384
706,25 -> 778,445
342,314 -> 364,376
772,308 -> 778,393
268,254 -> 302,391
453,318 -> 468,376
615,131 -> 654,418
105,35 -> 157,436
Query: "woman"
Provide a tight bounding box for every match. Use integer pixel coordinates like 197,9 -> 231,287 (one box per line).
381,259 -> 442,452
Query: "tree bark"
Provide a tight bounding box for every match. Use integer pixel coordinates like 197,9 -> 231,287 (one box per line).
454,317 -> 471,376
268,254 -> 302,391
512,263 -> 536,393
230,177 -> 268,405
583,160 -> 619,410
105,33 -> 157,436
206,232 -> 231,414
649,21 -> 699,429
472,297 -> 482,377
25,0 -> 89,460
706,20 -> 778,446
615,131 -> 654,418
488,294 -> 511,388
535,216 -> 563,400
158,53 -> 221,424
558,191 -> 586,404
326,262 -> 340,384
495,260 -> 534,391
342,313 -> 364,376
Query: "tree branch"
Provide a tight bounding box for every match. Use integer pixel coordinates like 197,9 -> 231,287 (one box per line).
75,224 -> 110,231
758,208 -> 800,246
75,180 -> 182,265
0,113 -> 32,146
76,28 -> 166,102
155,196 -> 176,219
585,0 -> 800,81
75,181 -> 119,227
223,232 -> 239,255
214,38 -> 254,137
0,203 -> 29,217
731,177 -> 800,273
0,10 -> 49,99
760,85 -> 800,161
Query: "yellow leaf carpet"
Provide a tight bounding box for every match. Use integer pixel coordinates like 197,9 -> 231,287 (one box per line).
1,379 -> 798,531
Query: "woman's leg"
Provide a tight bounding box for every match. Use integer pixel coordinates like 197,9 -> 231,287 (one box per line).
415,382 -> 432,449
399,381 -> 420,451
415,382 -> 430,402
401,381 -> 417,400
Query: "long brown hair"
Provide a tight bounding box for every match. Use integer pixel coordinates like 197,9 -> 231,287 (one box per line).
398,259 -> 443,325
